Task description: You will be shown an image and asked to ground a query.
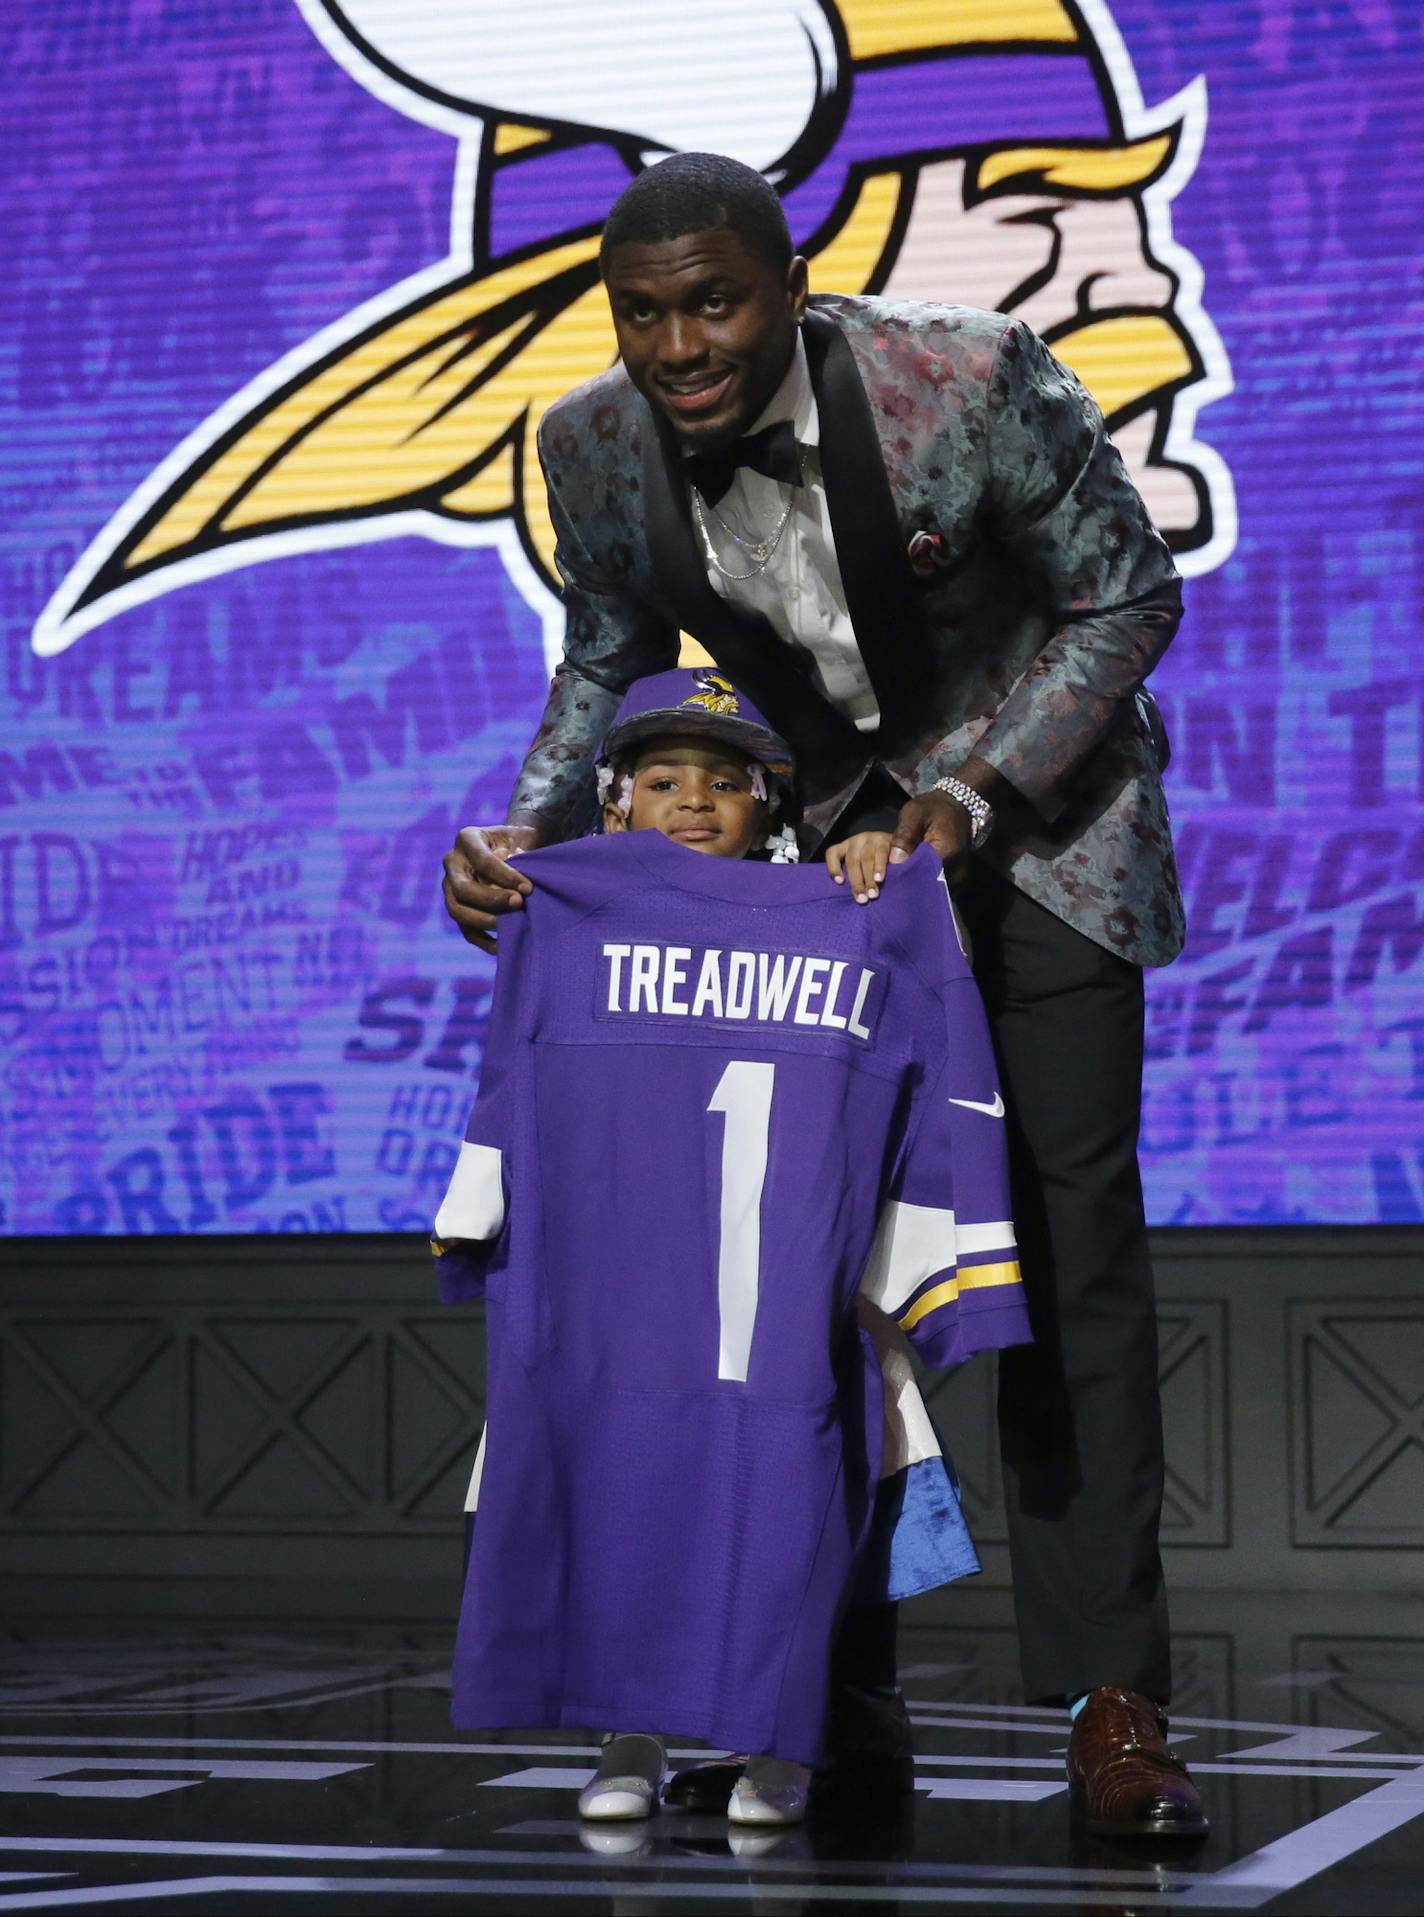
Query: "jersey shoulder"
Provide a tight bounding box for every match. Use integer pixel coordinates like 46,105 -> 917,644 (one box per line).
870,847 -> 973,986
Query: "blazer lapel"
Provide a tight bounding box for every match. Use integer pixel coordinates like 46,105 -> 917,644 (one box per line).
639,396 -> 867,804
802,308 -> 925,750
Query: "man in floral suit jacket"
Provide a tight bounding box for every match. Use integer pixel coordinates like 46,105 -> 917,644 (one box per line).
443,153 -> 1205,1839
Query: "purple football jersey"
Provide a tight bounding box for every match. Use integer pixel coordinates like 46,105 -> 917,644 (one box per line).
433,832 -> 1028,1762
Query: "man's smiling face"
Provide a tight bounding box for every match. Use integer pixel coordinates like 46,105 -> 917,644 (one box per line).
604,225 -> 808,450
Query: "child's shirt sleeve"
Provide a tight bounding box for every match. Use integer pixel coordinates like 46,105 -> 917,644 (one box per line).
858,875 -> 1032,1369
430,924 -> 522,1303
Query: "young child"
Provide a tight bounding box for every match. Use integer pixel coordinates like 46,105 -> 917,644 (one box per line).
433,668 -> 1028,1829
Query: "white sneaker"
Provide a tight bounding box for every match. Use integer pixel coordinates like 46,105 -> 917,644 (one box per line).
727,1755 -> 811,1826
577,1733 -> 666,1822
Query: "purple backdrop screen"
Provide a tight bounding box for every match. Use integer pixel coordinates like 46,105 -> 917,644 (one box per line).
3,1 -> 1422,1234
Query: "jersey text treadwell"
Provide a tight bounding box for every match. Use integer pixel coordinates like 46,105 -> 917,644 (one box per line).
600,942 -> 878,1039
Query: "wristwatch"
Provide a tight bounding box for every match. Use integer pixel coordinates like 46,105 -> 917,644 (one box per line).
932,774 -> 994,847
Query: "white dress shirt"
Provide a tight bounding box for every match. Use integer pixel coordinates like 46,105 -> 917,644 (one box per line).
690,333 -> 881,734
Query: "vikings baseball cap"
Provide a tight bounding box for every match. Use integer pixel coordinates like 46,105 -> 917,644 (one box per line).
598,668 -> 796,800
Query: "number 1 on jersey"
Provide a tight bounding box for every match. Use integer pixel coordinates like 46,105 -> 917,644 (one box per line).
707,1061 -> 775,1383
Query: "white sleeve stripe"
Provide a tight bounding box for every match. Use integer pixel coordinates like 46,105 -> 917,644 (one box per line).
956,1220 -> 1017,1257
858,1199 -> 957,1316
434,1140 -> 505,1242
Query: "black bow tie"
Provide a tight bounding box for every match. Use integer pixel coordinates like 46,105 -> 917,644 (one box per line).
684,421 -> 803,506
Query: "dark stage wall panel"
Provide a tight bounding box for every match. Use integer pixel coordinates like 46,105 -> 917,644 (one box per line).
1,1229 -> 1419,1618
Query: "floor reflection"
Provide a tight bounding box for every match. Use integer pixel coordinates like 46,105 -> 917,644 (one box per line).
0,1597 -> 1421,1912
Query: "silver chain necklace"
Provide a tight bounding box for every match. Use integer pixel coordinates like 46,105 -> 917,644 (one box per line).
691,469 -> 799,581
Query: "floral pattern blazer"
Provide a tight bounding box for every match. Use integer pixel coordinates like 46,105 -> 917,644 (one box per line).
508,294 -> 1186,966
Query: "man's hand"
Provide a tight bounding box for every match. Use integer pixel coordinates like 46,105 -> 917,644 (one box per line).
888,792 -> 974,888
442,824 -> 542,953
889,755 -> 1008,890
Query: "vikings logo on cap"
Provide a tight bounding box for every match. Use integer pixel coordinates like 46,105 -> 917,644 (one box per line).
34,0 -> 1236,661
685,672 -> 741,719
601,669 -> 796,784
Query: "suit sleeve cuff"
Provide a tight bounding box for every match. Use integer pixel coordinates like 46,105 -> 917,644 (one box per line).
967,732 -> 1068,824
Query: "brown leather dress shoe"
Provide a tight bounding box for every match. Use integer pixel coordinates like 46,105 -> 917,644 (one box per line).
1066,1687 -> 1208,1838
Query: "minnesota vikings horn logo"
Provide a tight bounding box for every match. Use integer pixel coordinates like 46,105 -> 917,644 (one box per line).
34,0 -> 1235,661
686,672 -> 742,717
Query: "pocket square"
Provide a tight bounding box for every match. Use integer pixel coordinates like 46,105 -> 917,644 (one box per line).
907,530 -> 951,576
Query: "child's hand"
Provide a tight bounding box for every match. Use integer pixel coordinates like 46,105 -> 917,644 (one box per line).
826,831 -> 895,904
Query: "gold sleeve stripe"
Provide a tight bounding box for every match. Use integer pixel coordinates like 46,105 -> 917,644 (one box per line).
960,1260 -> 1022,1292
898,1279 -> 959,1331
897,1260 -> 1023,1332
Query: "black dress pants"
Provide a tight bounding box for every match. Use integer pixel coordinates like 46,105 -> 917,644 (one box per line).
954,861 -> 1170,1706
821,770 -> 1169,1707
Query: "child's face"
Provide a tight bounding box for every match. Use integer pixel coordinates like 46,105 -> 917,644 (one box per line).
603,739 -> 769,859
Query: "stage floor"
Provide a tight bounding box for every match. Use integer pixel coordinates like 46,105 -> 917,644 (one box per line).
1,1603 -> 1421,1914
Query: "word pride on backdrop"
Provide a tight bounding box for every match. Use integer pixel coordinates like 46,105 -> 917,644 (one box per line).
4,1 -> 1421,1230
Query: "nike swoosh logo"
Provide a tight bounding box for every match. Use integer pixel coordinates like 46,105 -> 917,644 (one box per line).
948,1093 -> 1005,1118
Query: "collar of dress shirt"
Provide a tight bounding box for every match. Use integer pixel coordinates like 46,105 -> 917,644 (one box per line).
745,328 -> 819,449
